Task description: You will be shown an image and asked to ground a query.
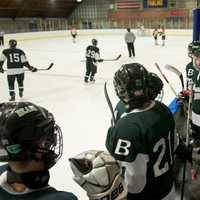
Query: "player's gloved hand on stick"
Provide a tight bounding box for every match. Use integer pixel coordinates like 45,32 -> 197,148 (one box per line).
174,137 -> 193,164
69,150 -> 127,200
0,68 -> 4,73
98,59 -> 103,62
30,66 -> 38,72
177,90 -> 190,105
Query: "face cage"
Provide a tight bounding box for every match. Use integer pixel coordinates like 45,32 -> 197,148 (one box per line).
0,124 -> 63,168
36,124 -> 63,168
155,89 -> 164,102
113,78 -> 130,101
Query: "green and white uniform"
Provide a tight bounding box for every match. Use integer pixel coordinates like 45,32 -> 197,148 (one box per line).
191,67 -> 200,128
0,165 -> 77,200
106,101 -> 175,200
186,61 -> 196,89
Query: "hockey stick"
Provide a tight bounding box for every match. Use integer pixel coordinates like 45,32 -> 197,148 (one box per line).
29,62 -> 54,71
180,85 -> 193,200
103,54 -> 122,61
155,63 -> 178,97
81,54 -> 121,62
104,82 -> 116,127
165,64 -> 185,91
3,63 -> 54,72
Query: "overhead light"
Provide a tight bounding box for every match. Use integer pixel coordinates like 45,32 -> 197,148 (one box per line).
77,0 -> 82,2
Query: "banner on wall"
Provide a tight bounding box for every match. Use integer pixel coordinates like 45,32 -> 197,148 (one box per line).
116,0 -> 141,9
143,0 -> 168,8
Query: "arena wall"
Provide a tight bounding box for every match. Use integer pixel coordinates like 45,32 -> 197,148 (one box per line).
4,29 -> 192,43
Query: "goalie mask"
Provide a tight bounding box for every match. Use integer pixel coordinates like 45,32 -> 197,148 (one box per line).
0,102 -> 63,169
69,150 -> 127,200
113,63 -> 150,109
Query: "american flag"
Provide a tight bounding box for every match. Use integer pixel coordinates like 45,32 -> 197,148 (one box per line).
116,0 -> 141,9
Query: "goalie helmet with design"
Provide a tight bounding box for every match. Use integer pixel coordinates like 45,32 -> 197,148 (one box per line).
0,102 -> 63,169
69,150 -> 127,200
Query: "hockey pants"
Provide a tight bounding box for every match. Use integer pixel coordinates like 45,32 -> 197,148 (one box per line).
85,61 -> 97,81
7,73 -> 24,97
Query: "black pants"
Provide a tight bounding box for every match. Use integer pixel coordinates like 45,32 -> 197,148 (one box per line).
0,36 -> 4,46
7,73 -> 24,97
127,43 -> 135,57
85,60 -> 97,81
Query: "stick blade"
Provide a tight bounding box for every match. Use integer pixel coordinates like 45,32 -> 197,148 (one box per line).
165,64 -> 185,90
116,54 -> 122,60
165,64 -> 182,76
47,63 -> 54,70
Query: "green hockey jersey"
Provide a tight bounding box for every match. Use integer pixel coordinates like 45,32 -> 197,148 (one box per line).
186,61 -> 195,88
190,66 -> 200,126
106,101 -> 175,199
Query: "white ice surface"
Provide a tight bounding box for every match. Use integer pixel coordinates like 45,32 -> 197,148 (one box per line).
0,32 -> 191,199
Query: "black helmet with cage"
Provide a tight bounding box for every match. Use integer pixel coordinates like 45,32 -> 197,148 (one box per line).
0,102 -> 63,169
113,63 -> 149,109
113,63 -> 163,109
9,39 -> 17,48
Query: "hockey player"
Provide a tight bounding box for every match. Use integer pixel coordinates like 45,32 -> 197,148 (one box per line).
186,41 -> 200,145
106,63 -> 176,199
84,38 -> 103,83
152,28 -> 159,45
159,26 -> 166,46
70,27 -> 77,43
186,41 -> 197,89
0,39 -> 37,101
0,31 -> 4,46
0,102 -> 77,200
69,150 -> 127,200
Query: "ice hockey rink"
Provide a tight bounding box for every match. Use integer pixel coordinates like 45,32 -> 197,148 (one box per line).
0,30 -> 192,199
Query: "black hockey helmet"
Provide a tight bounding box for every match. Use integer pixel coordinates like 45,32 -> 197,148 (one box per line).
92,38 -> 98,46
191,41 -> 200,57
0,102 -> 63,169
113,63 -> 150,109
9,39 -> 17,48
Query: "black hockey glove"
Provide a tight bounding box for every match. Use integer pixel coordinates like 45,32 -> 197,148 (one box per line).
0,68 -> 4,73
98,59 -> 103,62
174,139 -> 193,164
30,66 -> 37,72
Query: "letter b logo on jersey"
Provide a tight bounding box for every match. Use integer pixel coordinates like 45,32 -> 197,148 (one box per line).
115,139 -> 131,156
